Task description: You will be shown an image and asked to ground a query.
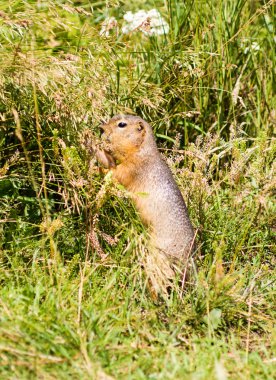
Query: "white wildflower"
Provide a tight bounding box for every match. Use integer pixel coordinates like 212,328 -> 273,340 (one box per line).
123,11 -> 135,23
251,42 -> 260,51
243,40 -> 260,54
122,9 -> 169,36
99,16 -> 118,37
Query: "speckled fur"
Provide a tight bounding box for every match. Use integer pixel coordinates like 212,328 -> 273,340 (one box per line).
97,115 -> 195,267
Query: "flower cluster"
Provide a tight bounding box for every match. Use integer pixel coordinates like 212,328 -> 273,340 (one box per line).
122,9 -> 169,36
99,9 -> 169,38
242,40 -> 260,54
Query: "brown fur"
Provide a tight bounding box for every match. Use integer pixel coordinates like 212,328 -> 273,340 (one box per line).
96,115 -> 195,292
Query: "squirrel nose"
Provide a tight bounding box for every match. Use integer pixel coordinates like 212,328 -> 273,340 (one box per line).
101,130 -> 111,143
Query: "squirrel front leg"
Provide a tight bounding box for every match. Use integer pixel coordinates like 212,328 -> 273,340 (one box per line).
95,148 -> 116,169
81,130 -> 116,169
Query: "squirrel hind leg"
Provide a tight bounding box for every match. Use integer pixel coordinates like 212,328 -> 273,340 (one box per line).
143,248 -> 175,298
143,246 -> 196,299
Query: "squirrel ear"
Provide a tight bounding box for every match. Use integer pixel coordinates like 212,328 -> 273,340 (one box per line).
137,122 -> 144,132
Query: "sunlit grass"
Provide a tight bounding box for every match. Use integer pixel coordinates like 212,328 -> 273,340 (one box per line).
0,0 -> 275,378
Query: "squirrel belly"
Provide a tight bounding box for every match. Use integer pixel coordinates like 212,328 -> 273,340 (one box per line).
123,155 -> 195,260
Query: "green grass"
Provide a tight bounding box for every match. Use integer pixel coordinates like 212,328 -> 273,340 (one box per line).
0,0 -> 275,378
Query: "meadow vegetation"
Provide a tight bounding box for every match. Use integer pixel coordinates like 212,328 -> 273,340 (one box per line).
0,0 -> 275,378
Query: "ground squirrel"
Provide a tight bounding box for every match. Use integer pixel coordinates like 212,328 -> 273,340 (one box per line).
95,115 -> 195,292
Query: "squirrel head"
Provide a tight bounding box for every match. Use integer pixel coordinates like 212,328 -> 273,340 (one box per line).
100,115 -> 156,162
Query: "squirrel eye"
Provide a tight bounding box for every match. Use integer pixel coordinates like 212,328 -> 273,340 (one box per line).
118,122 -> 127,128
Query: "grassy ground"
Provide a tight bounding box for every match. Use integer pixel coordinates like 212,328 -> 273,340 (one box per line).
0,0 -> 275,379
